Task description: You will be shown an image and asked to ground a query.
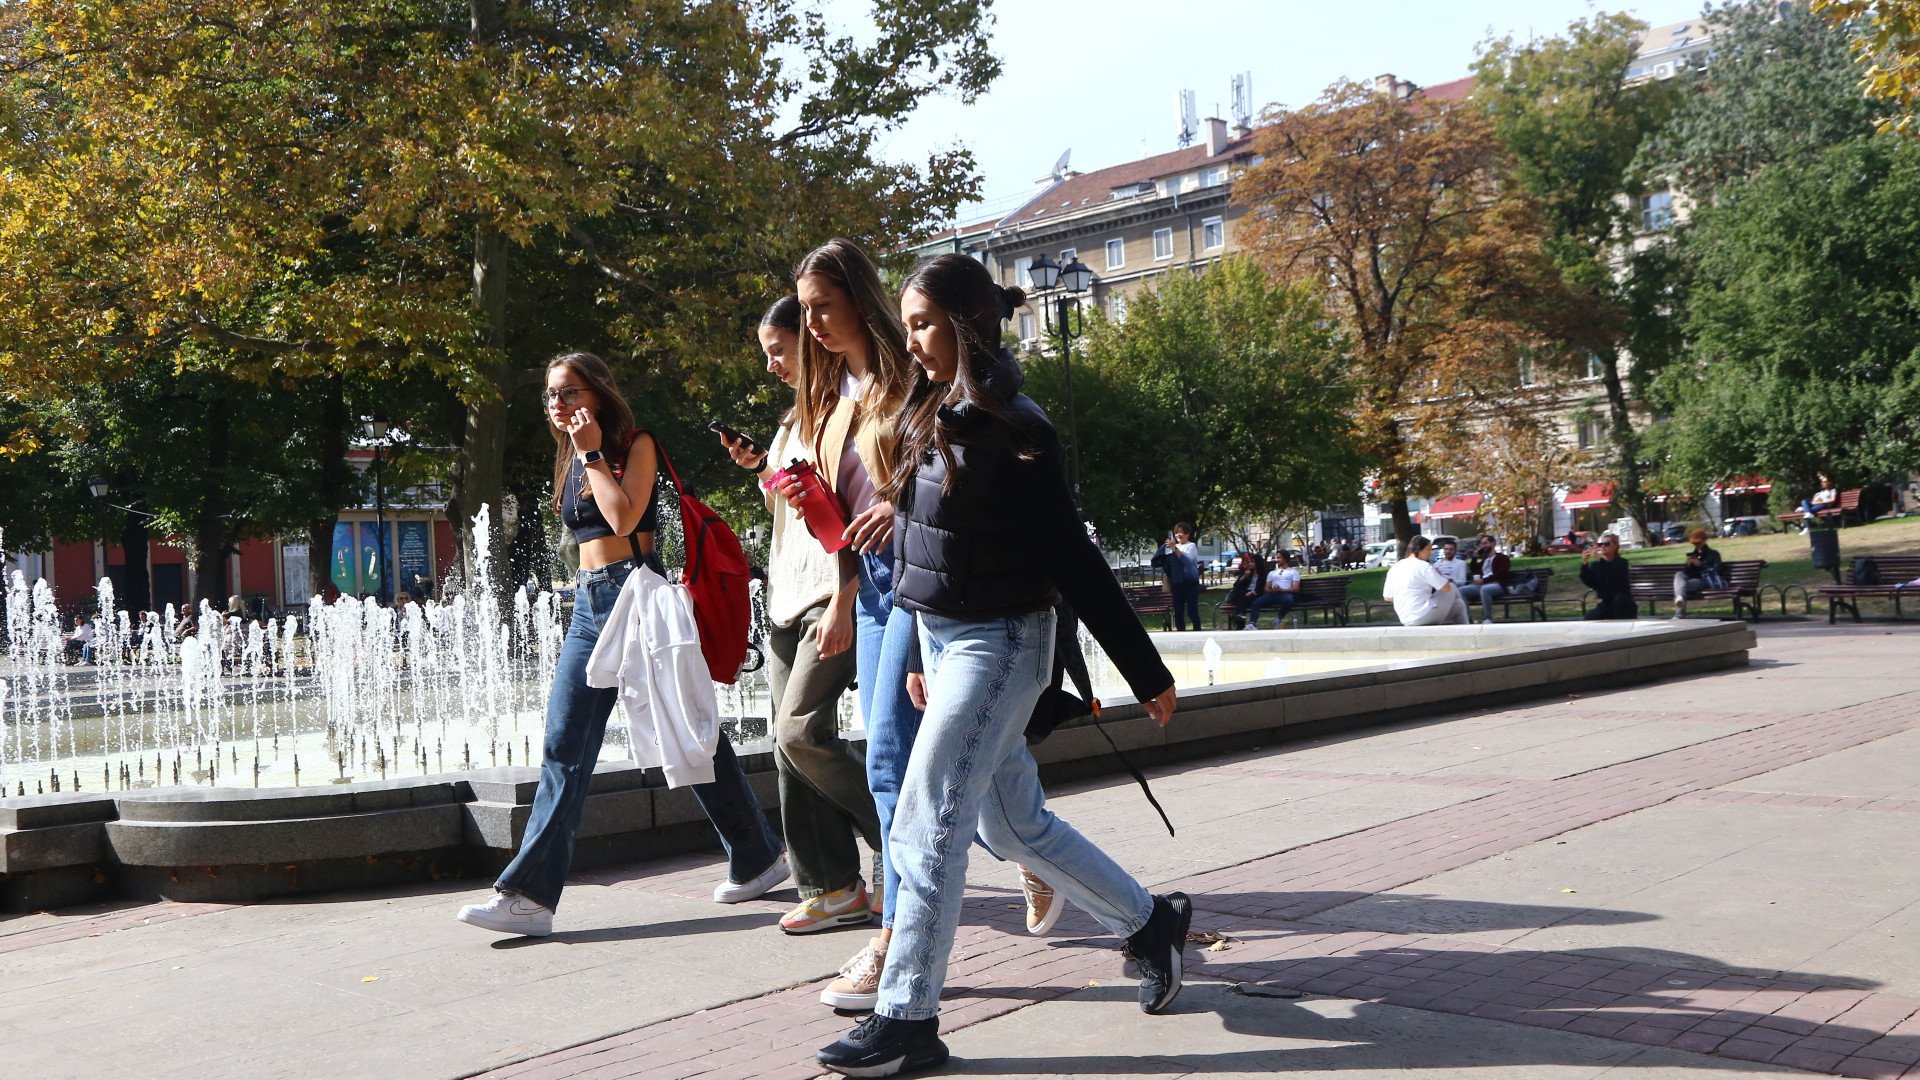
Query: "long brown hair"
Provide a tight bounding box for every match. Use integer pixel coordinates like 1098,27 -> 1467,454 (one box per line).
886,254 -> 1033,501
792,238 -> 913,486
547,351 -> 638,515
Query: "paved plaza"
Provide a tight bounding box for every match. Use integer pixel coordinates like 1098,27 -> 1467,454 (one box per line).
3,621 -> 1919,1079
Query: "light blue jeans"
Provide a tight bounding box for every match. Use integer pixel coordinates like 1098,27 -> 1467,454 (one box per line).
876,609 -> 1154,1021
855,550 -> 924,927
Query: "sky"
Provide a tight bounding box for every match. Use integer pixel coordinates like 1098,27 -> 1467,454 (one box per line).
839,0 -> 1705,223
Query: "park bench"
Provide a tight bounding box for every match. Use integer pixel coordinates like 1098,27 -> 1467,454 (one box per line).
1607,559 -> 1768,620
1468,567 -> 1560,622
1122,583 -> 1173,631
1816,554 -> 1920,623
1287,575 -> 1352,627
1778,488 -> 1864,528
1220,576 -> 1353,629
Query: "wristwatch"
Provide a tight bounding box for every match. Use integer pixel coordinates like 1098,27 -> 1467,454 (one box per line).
580,449 -> 604,466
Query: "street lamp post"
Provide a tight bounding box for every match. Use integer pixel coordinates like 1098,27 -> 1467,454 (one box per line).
1026,251 -> 1095,507
86,476 -> 157,614
369,417 -> 390,604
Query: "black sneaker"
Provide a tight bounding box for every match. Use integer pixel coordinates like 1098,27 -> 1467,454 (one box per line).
816,1014 -> 949,1077
1127,891 -> 1193,1014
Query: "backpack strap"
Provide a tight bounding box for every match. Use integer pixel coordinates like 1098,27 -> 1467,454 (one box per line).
610,430 -> 650,565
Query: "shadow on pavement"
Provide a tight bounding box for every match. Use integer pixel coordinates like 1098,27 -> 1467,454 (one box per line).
490,909 -> 779,948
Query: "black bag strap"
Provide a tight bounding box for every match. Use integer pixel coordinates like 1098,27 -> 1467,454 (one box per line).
1088,701 -> 1175,838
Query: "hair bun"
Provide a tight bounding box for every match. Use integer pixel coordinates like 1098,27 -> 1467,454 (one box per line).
999,285 -> 1026,312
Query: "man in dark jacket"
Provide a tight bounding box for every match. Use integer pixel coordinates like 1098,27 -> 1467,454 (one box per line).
1580,534 -> 1636,620
1461,534 -> 1512,623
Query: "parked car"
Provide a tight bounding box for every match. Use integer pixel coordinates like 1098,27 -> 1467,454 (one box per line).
1363,541 -> 1397,568
1546,531 -> 1594,555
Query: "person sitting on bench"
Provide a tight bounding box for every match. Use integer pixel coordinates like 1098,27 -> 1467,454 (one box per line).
1670,528 -> 1723,619
1580,534 -> 1636,620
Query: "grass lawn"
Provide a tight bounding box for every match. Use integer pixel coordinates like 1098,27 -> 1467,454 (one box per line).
1190,515 -> 1920,625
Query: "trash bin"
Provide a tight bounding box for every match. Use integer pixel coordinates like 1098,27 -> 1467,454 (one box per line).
1808,527 -> 1841,581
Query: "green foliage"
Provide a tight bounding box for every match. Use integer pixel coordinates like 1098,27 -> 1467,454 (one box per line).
1639,0 -> 1882,198
1472,12 -> 1682,288
1653,135 -> 1920,496
1020,259 -> 1365,549
1816,0 -> 1920,133
0,0 -> 999,567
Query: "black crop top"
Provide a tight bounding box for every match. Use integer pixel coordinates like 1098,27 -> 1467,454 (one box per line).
562,451 -> 659,542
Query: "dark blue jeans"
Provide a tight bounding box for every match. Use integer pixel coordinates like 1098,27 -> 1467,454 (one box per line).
1169,581 -> 1202,631
1245,590 -> 1298,628
497,556 -> 781,910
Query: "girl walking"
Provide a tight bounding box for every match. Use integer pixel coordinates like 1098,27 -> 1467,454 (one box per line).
719,297 -> 883,934
815,256 -> 1190,1077
457,352 -> 787,936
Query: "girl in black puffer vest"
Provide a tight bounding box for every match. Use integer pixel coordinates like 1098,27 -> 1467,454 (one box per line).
815,255 -> 1193,1077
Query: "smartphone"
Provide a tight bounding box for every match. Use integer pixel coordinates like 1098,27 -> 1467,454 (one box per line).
708,420 -> 762,457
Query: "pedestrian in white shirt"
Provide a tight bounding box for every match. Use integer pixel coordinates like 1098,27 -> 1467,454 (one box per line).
1383,536 -> 1469,626
1432,538 -> 1469,589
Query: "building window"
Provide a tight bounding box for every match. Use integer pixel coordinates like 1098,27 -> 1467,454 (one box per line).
1153,228 -> 1173,260
1017,311 -> 1035,343
1200,165 -> 1227,187
1201,216 -> 1224,251
1585,352 -> 1605,380
1059,248 -> 1077,272
1105,238 -> 1125,270
1640,190 -> 1674,232
1013,256 -> 1033,288
1519,355 -> 1535,387
1110,292 -> 1129,322
1576,416 -> 1603,450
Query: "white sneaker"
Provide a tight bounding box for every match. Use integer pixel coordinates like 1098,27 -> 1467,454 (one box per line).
714,851 -> 790,903
457,890 -> 553,936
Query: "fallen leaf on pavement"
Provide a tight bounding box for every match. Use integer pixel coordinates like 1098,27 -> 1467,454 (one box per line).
362,975 -> 380,983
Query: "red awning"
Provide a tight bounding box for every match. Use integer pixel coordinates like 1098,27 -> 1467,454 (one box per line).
1424,493 -> 1485,521
1712,475 -> 1773,495
1561,482 -> 1616,510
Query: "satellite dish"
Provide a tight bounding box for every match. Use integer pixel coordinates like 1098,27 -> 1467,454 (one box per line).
1051,149 -> 1071,180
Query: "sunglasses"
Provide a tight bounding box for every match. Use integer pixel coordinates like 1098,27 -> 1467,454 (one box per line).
543,387 -> 589,406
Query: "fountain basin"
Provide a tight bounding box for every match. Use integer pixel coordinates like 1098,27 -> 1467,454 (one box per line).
0,620 -> 1753,911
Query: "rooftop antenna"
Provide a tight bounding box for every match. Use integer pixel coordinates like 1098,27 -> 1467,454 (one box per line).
1176,89 -> 1198,147
1231,72 -> 1254,129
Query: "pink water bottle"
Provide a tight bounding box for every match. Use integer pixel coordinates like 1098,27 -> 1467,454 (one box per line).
764,459 -> 851,553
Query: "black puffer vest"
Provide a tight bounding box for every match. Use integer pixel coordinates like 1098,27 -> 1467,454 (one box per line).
892,352 -> 1061,618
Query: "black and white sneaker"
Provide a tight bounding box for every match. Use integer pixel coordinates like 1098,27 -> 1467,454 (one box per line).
1127,891 -> 1193,1014
816,1014 -> 949,1077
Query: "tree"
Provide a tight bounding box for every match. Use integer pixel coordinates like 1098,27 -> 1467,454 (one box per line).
1472,13 -> 1683,541
1816,0 -> 1920,132
1236,81 -> 1582,547
1640,0 -> 1881,198
0,1 -> 997,580
1652,135 -> 1920,500
1019,258 -> 1364,549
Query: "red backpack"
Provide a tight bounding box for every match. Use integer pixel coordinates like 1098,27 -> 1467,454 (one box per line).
642,434 -> 752,684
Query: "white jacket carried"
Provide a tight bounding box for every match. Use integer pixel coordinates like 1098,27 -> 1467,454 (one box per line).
584,563 -> 719,788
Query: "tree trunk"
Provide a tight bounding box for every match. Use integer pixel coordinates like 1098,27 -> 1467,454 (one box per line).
1598,347 -> 1649,540
1388,495 -> 1415,555
118,510 -> 151,614
305,375 -> 351,603
193,403 -> 232,608
446,1 -> 513,590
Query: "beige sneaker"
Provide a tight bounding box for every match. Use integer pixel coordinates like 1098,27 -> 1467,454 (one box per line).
1021,865 -> 1064,935
820,936 -> 886,1011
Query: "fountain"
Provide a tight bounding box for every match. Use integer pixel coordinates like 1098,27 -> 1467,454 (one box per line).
0,511 -> 776,796
0,516 -> 1755,911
